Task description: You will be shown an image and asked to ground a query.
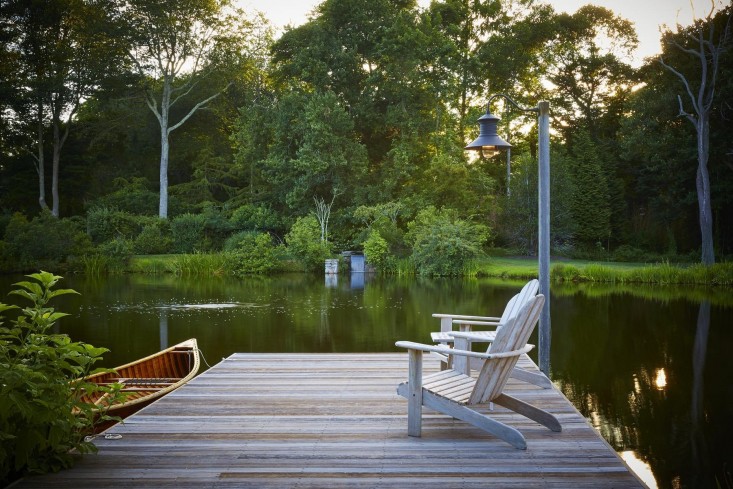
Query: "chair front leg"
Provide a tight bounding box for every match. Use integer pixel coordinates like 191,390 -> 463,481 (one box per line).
407,348 -> 423,437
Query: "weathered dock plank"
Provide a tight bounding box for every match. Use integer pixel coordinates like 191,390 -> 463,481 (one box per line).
14,353 -> 645,488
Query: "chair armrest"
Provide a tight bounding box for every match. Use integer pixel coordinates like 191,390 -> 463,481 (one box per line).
449,331 -> 497,341
452,319 -> 501,326
395,341 -> 534,359
432,313 -> 501,321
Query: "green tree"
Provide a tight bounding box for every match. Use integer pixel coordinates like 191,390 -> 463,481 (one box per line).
114,0 -> 267,218
500,151 -> 576,253
618,65 -> 696,253
423,0 -> 553,139
618,6 -> 733,257
285,215 -> 331,272
0,0 -> 124,217
569,131 -> 611,248
545,5 -> 638,143
405,206 -> 488,276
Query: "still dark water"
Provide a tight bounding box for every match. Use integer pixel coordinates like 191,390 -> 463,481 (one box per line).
1,272 -> 731,488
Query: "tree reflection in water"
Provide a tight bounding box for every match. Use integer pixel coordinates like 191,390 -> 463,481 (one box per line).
690,300 -> 709,488
551,289 -> 732,489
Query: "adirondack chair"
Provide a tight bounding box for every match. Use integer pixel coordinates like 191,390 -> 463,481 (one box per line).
428,279 -> 551,389
430,279 -> 539,345
396,294 -> 561,449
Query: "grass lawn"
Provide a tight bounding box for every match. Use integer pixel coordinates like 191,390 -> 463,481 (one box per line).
483,256 -> 647,276
477,256 -> 732,285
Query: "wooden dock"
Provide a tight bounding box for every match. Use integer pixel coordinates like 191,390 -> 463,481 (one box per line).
16,353 -> 645,488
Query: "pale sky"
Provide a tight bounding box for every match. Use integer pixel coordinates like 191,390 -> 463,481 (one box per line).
241,0 -> 726,65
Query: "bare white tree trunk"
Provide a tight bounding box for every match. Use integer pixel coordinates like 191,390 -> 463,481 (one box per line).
157,80 -> 171,219
144,75 -> 229,219
314,194 -> 337,243
159,133 -> 170,218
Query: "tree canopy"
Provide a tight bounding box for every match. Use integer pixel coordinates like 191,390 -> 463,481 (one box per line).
1,0 -> 731,263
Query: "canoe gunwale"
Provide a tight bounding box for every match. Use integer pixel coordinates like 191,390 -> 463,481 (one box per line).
83,338 -> 200,416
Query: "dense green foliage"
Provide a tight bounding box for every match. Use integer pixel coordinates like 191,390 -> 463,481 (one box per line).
285,215 -> 332,271
2,212 -> 92,271
228,232 -> 282,275
406,207 -> 489,276
1,1 -> 731,273
0,272 -> 120,485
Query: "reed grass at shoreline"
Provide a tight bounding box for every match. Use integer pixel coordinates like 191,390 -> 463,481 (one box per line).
86,254 -> 733,287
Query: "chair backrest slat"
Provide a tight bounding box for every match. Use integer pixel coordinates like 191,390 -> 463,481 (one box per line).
467,294 -> 545,404
500,279 -> 539,324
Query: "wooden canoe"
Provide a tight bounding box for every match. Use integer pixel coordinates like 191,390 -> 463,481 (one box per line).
79,338 -> 200,432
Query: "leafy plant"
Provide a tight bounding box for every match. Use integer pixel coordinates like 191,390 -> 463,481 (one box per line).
229,204 -> 281,233
285,215 -> 332,272
363,229 -> 389,270
0,272 -> 119,485
171,213 -> 207,253
98,237 -> 134,273
229,232 -> 282,275
133,219 -> 173,255
85,207 -> 140,244
406,207 -> 489,276
2,212 -> 93,272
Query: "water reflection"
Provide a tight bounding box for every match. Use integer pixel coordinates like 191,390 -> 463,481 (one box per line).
690,300 -> 711,488
551,290 -> 732,489
0,273 -> 730,488
654,369 -> 667,390
159,308 -> 168,350
621,451 -> 657,489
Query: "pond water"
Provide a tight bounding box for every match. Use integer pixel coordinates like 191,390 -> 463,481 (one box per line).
1,272 -> 731,488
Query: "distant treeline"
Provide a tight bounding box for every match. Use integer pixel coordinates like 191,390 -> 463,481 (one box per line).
1,0 -> 731,270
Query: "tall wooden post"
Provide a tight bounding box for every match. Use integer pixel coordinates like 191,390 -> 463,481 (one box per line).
537,101 -> 551,375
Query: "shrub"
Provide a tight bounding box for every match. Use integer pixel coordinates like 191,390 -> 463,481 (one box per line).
198,203 -> 233,251
363,229 -> 389,270
223,230 -> 254,251
406,207 -> 489,276
86,207 -> 140,244
171,213 -> 207,253
2,212 -> 92,272
133,219 -> 172,255
0,272 -> 120,486
97,237 -> 133,272
285,215 -> 332,272
229,232 -> 281,275
612,245 -> 651,263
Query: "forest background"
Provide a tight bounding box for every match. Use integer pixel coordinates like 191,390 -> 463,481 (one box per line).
1,0 -> 732,276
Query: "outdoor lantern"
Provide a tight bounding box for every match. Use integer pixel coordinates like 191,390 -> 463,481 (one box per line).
464,110 -> 512,158
464,92 -> 552,376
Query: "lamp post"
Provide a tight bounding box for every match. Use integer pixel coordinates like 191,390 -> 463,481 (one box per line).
465,94 -> 551,375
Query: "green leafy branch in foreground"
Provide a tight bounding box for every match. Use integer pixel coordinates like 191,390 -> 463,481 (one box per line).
0,272 -> 120,486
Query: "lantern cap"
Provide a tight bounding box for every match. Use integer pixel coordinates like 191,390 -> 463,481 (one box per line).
464,111 -> 512,152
